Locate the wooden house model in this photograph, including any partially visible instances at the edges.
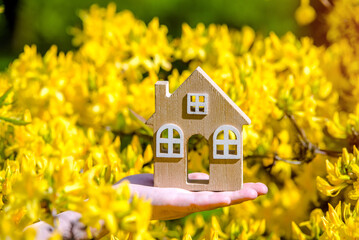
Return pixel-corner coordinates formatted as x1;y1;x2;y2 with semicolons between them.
146;67;251;191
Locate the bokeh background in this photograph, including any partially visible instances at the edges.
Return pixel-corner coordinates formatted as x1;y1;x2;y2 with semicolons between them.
0;0;327;70
3;0;359;239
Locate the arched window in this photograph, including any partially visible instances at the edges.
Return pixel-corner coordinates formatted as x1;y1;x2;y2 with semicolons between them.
156;124;184;158
213;125;241;159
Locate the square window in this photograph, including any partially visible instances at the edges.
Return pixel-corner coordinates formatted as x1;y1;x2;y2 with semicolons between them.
187;93;208;115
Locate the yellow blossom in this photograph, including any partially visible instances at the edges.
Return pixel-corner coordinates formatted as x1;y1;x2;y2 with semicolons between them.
1;1;359;239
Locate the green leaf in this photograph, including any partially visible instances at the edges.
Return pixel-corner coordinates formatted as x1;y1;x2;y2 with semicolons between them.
129;109;153;136
0;116;30;125
0;87;13;107
115;112;126;131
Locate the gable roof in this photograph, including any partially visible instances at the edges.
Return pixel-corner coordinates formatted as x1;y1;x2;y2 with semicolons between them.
146;66;251;126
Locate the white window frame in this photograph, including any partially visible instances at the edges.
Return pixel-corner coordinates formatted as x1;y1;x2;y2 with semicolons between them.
213;125;241;159
187;93;208;115
156;124;184;158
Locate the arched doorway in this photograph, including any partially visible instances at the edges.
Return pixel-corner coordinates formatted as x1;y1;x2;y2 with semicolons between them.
187;134;210;184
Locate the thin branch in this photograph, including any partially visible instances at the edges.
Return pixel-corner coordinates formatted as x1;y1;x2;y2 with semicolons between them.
285;112;309;143
315;148;341;157
245;154;301;164
245;154;302;173
245;113;342;172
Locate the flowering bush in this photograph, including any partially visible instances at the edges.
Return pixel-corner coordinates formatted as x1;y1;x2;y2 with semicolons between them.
1;0;359;239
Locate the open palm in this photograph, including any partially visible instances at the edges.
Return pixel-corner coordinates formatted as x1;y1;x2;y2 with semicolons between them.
117;173;268;220
29;173;267;239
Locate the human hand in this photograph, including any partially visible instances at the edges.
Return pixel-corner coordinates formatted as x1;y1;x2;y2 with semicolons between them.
27;173;267;239
116;173;268;220
24;211;105;240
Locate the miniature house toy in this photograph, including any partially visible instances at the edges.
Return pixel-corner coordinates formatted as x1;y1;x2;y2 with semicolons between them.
146;67;251;191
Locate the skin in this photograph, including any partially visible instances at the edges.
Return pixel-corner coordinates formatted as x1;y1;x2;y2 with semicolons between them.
27;173;268;239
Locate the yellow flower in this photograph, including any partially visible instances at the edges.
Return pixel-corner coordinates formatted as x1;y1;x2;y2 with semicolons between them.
2;1;359;239
174;23;208;62
317;148;359;200
295;0;316;25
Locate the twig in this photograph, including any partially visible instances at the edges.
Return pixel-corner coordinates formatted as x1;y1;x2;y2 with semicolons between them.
245;112;341;172
285;112;308;143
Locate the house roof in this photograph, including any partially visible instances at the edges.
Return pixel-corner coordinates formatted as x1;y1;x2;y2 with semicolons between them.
146;66;251;126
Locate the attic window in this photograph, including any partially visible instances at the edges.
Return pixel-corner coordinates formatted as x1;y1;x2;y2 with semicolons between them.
187;93;208;115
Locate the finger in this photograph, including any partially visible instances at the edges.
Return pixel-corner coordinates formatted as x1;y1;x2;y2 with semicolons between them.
243;182;268;195
228;187;258;205
188;172;209;180
183;188;258;212
189;183;267;209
